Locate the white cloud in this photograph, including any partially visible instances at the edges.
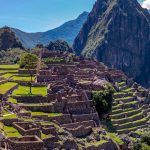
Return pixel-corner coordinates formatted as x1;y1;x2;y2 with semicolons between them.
142;0;150;9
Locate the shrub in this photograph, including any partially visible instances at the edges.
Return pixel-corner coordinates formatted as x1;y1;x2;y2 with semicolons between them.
92;84;115;118
132;142;142;150
141;133;150;146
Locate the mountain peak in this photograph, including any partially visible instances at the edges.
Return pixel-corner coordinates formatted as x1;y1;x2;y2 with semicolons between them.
0;27;23;50
73;0;150;87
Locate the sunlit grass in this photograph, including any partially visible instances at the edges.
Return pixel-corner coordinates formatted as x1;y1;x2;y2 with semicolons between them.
0;82;18;94
12;85;47;96
0;64;19;69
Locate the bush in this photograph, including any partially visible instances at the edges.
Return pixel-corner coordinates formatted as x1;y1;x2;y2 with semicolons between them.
132;142;142;150
92;84;115;118
141;133;150;146
132;133;150;150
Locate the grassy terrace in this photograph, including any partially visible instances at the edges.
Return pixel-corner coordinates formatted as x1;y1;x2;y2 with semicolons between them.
0;82;18;94
0;64;19;69
31;112;63;117
115;96;134;101
8;97;18;104
19;103;52;106
113;118;147;128
111;108;141;118
84;140;107;148
41;132;52;139
118;82;126;85
106;133;124;145
0;70;18;73
0;73;35;82
112;111;143;122
3;125;21;138
110;81;149;134
123;88;135;92
2;114;17;119
112;101;138;110
117;124;148;134
12;74;35;82
0;73;15;78
112;108;133;114
113;92;126;96
12;85;47;96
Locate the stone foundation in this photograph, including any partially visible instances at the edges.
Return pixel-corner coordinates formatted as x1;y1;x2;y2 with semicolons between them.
7;136;44;150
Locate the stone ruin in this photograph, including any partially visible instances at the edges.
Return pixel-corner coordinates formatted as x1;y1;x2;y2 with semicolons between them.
13;122;41;137
7;136;44;150
0;51;138;150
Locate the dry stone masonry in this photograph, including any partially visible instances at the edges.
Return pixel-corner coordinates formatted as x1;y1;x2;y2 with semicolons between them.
0;51;149;150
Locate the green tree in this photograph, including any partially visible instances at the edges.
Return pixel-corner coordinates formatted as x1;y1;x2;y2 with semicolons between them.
20;53;38;94
141;133;150;146
92;84;115;118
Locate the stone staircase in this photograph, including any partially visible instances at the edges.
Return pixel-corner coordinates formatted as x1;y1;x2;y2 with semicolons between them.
111;81;150;134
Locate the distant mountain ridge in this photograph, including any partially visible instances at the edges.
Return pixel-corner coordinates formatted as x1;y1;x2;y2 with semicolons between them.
11;12;89;48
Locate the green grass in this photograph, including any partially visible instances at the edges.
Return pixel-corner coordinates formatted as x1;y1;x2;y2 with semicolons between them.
133;118;147;124
40;121;59;128
0;82;18;94
107;133;124;145
0;64;19;69
31;112;63;117
112;108;128;114
112;108;133;114
0;73;15;78
117;124;147;133
115;96;133;101
3;125;21;137
12;85;47;96
112;101;137;110
123;88;134;92
113;92;126;96
12;75;35;82
111;108;141;118
0;70;18;73
2;109;11;115
112;112;143;122
2;114;17;119
8;97;18;104
41;132;54;139
141;143;150;150
85;140;107;148
19;103;52;107
118;82;126;86
0;73;35;82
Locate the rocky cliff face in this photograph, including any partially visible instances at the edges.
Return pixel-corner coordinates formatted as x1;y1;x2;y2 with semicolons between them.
73;0;150;87
0;27;23;50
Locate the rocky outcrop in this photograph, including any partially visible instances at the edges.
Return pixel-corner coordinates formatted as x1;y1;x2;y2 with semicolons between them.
73;0;150;88
0;26;23;50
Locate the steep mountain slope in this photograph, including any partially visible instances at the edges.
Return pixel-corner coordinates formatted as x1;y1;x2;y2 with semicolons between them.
0;27;23;50
12;12;89;48
73;0;150;88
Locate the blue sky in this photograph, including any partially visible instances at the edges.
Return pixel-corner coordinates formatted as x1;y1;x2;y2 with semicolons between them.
0;0;96;32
